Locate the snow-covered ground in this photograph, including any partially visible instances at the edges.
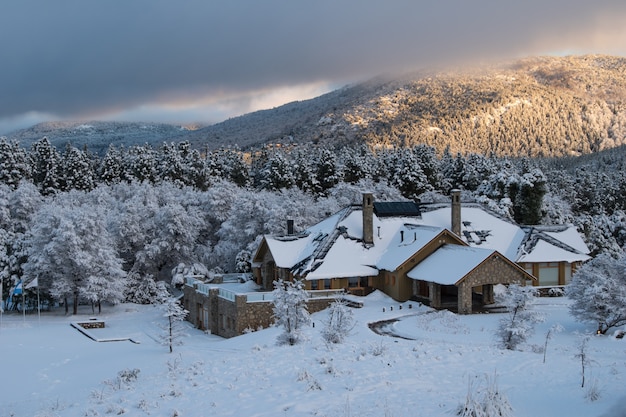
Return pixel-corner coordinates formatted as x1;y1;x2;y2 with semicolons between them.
1;292;625;417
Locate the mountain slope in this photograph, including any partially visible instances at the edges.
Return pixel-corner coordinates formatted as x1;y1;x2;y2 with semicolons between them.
7;55;626;158
188;54;626;157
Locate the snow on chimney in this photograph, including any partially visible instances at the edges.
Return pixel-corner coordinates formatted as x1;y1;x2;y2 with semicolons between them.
451;189;461;237
363;193;374;245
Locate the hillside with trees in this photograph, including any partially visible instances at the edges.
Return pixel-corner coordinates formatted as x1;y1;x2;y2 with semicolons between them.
5;55;626;158
187;54;626;157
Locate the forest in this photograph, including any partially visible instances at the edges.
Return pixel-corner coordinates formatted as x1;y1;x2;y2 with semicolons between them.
1;136;625;312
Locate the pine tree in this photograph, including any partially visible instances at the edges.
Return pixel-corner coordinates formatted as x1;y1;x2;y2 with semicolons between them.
61;145;95;192
0;138;30;188
29;137;61;195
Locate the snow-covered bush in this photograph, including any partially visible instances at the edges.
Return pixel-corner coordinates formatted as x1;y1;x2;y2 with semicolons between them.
495;284;543;350
272;279;310;345
457;374;514;417
321;298;355;344
567;252;626;334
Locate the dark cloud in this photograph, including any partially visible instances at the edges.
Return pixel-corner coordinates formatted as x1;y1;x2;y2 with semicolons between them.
1;0;626;133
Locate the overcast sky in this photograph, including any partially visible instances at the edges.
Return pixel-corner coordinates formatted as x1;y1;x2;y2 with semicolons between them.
1;1;626;135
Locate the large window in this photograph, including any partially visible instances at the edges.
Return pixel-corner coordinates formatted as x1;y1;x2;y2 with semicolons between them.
538;262;559;286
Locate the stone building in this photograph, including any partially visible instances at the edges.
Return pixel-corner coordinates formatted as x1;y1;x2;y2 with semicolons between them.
252;191;591;314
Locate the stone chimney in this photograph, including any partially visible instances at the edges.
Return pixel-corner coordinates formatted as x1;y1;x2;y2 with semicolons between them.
451;189;461;237
362;193;374;245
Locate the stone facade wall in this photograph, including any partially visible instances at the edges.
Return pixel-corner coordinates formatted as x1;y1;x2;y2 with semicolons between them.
457;255;528;314
183;284;336;338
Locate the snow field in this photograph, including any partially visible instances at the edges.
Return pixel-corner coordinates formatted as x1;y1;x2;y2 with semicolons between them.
0;293;625;417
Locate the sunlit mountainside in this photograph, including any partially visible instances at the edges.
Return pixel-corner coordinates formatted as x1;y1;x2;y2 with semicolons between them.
7;55;626;158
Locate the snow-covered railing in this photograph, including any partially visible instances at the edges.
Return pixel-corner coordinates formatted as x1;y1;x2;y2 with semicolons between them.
307;289;345;299
218;288;237;302
246;292;275;303
196;283;211;295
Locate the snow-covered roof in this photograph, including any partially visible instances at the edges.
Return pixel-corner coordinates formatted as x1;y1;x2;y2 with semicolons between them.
518;239;592;263
407;245;495;285
261;200;590;281
420;205;525;260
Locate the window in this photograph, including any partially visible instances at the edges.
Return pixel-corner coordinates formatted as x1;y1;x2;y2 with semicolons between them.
538;262;559;286
310;280;318;290
324;279;331;289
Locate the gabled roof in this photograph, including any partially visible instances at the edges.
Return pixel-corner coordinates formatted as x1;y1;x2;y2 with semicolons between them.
419;204;590;263
517;226;591;263
407;245;495;285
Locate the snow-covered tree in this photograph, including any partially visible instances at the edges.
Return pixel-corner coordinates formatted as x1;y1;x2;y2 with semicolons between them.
160;297;189;353
321;298;355;344
61;145;95;192
495;284;543;350
29;137;61;195
272;279;310;345
0;138;30;188
23;195;125;314
567;252;626;334
125;272;169;304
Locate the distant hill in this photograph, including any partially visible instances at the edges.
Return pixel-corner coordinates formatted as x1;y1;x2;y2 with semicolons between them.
6;55;626;157
5;121;193;155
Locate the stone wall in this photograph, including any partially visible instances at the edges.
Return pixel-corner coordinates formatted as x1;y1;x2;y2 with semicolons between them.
183;284;336;338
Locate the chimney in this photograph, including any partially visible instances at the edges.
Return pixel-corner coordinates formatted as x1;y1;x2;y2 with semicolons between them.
362;193;374;245
451;189;461;237
287;219;294;235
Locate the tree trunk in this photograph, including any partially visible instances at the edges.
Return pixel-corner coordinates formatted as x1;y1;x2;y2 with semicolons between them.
73;292;79;315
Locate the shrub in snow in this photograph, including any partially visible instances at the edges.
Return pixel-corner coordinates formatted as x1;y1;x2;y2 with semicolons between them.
567;252;626;335
457;374;514;417
321;298;355;344
272;279;310;345
495;284;544;350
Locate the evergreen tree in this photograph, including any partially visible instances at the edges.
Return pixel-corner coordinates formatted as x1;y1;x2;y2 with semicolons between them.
99;145;125;185
316;148;341;194
61;144;95;192
0;138;30;188
29;137;61;195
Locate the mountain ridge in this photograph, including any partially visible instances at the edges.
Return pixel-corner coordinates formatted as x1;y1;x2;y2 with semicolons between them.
5;54;626;157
